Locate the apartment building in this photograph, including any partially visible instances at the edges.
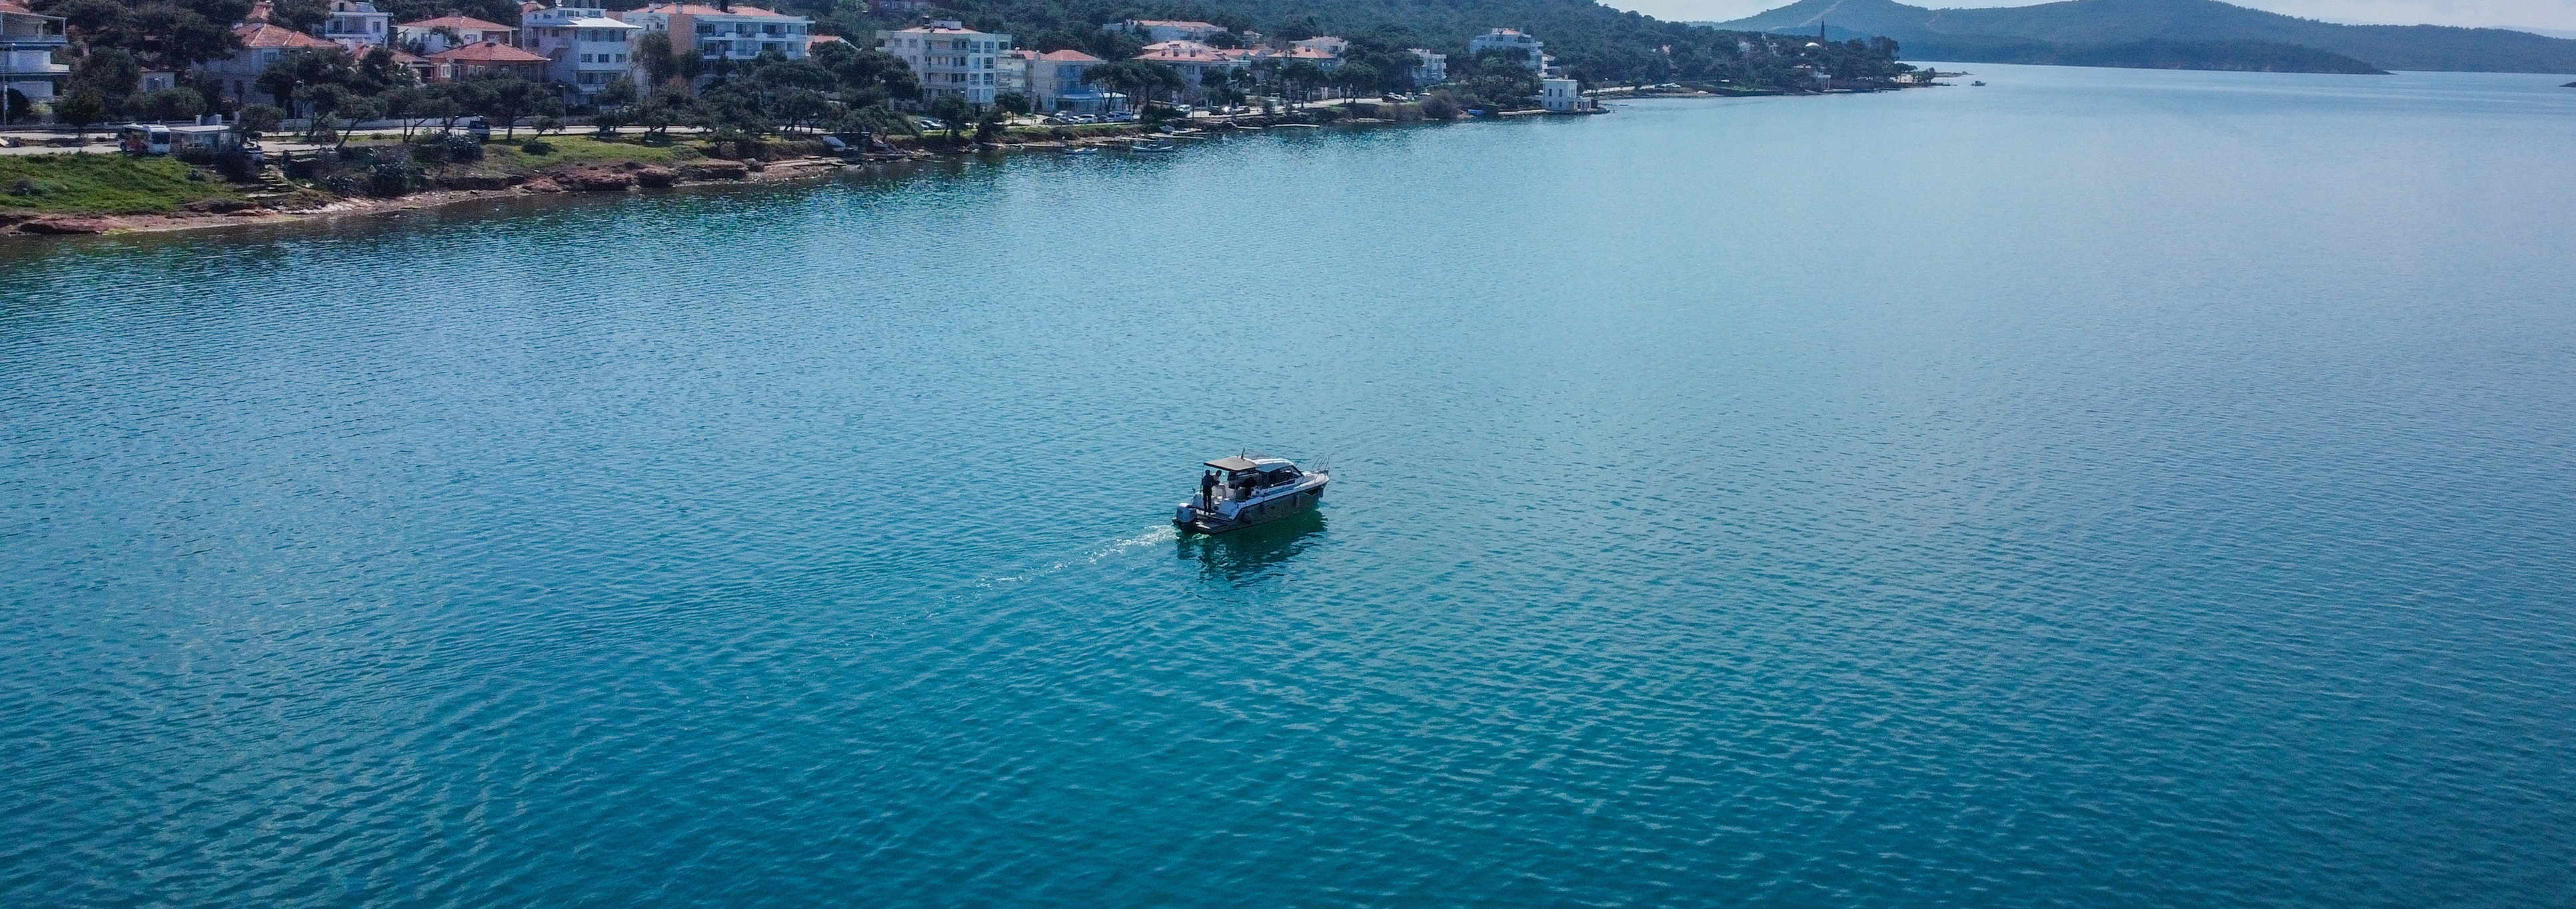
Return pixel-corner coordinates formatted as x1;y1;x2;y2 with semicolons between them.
876;20;1011;107
622;3;812;65
521;0;640;96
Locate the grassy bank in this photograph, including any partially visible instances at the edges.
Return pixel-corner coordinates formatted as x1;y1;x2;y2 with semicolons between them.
1;153;247;215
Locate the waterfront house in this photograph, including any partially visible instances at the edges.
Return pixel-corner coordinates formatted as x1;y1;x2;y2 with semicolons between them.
1406;49;1445;87
876;20;1010;107
518;0;638;98
620;3;811;68
397;13;516;55
428;39;550;81
201;2;339;106
315;0;393;52
1468;28;1550;74
1102;19;1224;43
1018;48;1122;113
1541;77;1580;112
1;1;69;119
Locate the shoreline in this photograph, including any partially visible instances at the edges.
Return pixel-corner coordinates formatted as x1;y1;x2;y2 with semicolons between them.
2;90;1917;243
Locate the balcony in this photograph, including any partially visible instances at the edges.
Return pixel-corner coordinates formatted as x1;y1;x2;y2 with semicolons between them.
1;29;70;49
3;48;67;75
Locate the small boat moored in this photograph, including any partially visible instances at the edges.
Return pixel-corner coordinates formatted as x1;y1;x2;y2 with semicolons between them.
1175;454;1328;534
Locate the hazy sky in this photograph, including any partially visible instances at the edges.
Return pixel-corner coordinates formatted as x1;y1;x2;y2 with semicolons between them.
1616;0;2576;31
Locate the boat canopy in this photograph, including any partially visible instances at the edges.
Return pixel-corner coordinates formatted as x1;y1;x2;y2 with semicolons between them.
1204;454;1296;473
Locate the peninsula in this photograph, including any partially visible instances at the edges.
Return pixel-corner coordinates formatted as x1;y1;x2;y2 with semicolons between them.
1710;0;2576;74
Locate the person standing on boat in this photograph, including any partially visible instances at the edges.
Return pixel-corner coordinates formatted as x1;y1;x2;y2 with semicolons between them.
1200;470;1218;508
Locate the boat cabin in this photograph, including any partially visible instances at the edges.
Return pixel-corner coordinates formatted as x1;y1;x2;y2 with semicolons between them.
1202;454;1302;500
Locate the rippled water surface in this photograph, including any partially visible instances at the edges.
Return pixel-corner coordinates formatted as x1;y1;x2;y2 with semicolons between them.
6;64;2576;907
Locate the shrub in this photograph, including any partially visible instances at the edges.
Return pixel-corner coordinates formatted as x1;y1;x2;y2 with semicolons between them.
212;149;257;182
367;161;423;197
9;177;45;197
520;139;554;155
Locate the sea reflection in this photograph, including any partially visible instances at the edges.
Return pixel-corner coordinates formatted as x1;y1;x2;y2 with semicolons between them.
1176;510;1326;582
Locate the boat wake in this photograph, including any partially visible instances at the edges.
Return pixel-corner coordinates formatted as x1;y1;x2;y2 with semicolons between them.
972;525;1177;588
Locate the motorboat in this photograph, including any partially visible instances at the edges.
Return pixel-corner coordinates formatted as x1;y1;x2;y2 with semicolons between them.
1175;454;1329;534
1130;141;1179;153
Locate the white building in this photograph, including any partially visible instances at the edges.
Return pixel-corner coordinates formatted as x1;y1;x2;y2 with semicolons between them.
1405;48;1445;87
521;0;639;97
1;0;69;118
1290;36;1347;57
395;13;515;55
998;48;1028;99
1134;40;1246;103
876;20;1011;107
1468;27;1548;74
621;3;811;65
1101;19;1223;43
1541;77;1580;112
315;0;392;52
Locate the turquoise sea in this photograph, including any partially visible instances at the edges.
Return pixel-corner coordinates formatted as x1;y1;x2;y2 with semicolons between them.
4;63;2575;906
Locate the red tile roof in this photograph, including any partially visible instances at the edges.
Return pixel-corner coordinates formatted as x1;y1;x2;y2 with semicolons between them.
0;1;51;16
429;39;549;62
399;14;513;31
235;21;339;49
1038;49;1100;62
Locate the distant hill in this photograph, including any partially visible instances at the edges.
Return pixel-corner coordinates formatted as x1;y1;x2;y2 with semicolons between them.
1708;0;2576;73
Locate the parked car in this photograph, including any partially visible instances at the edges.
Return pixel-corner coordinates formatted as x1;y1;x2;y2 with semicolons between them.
462;117;491;142
1105;111;1138;123
915;117;947;131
